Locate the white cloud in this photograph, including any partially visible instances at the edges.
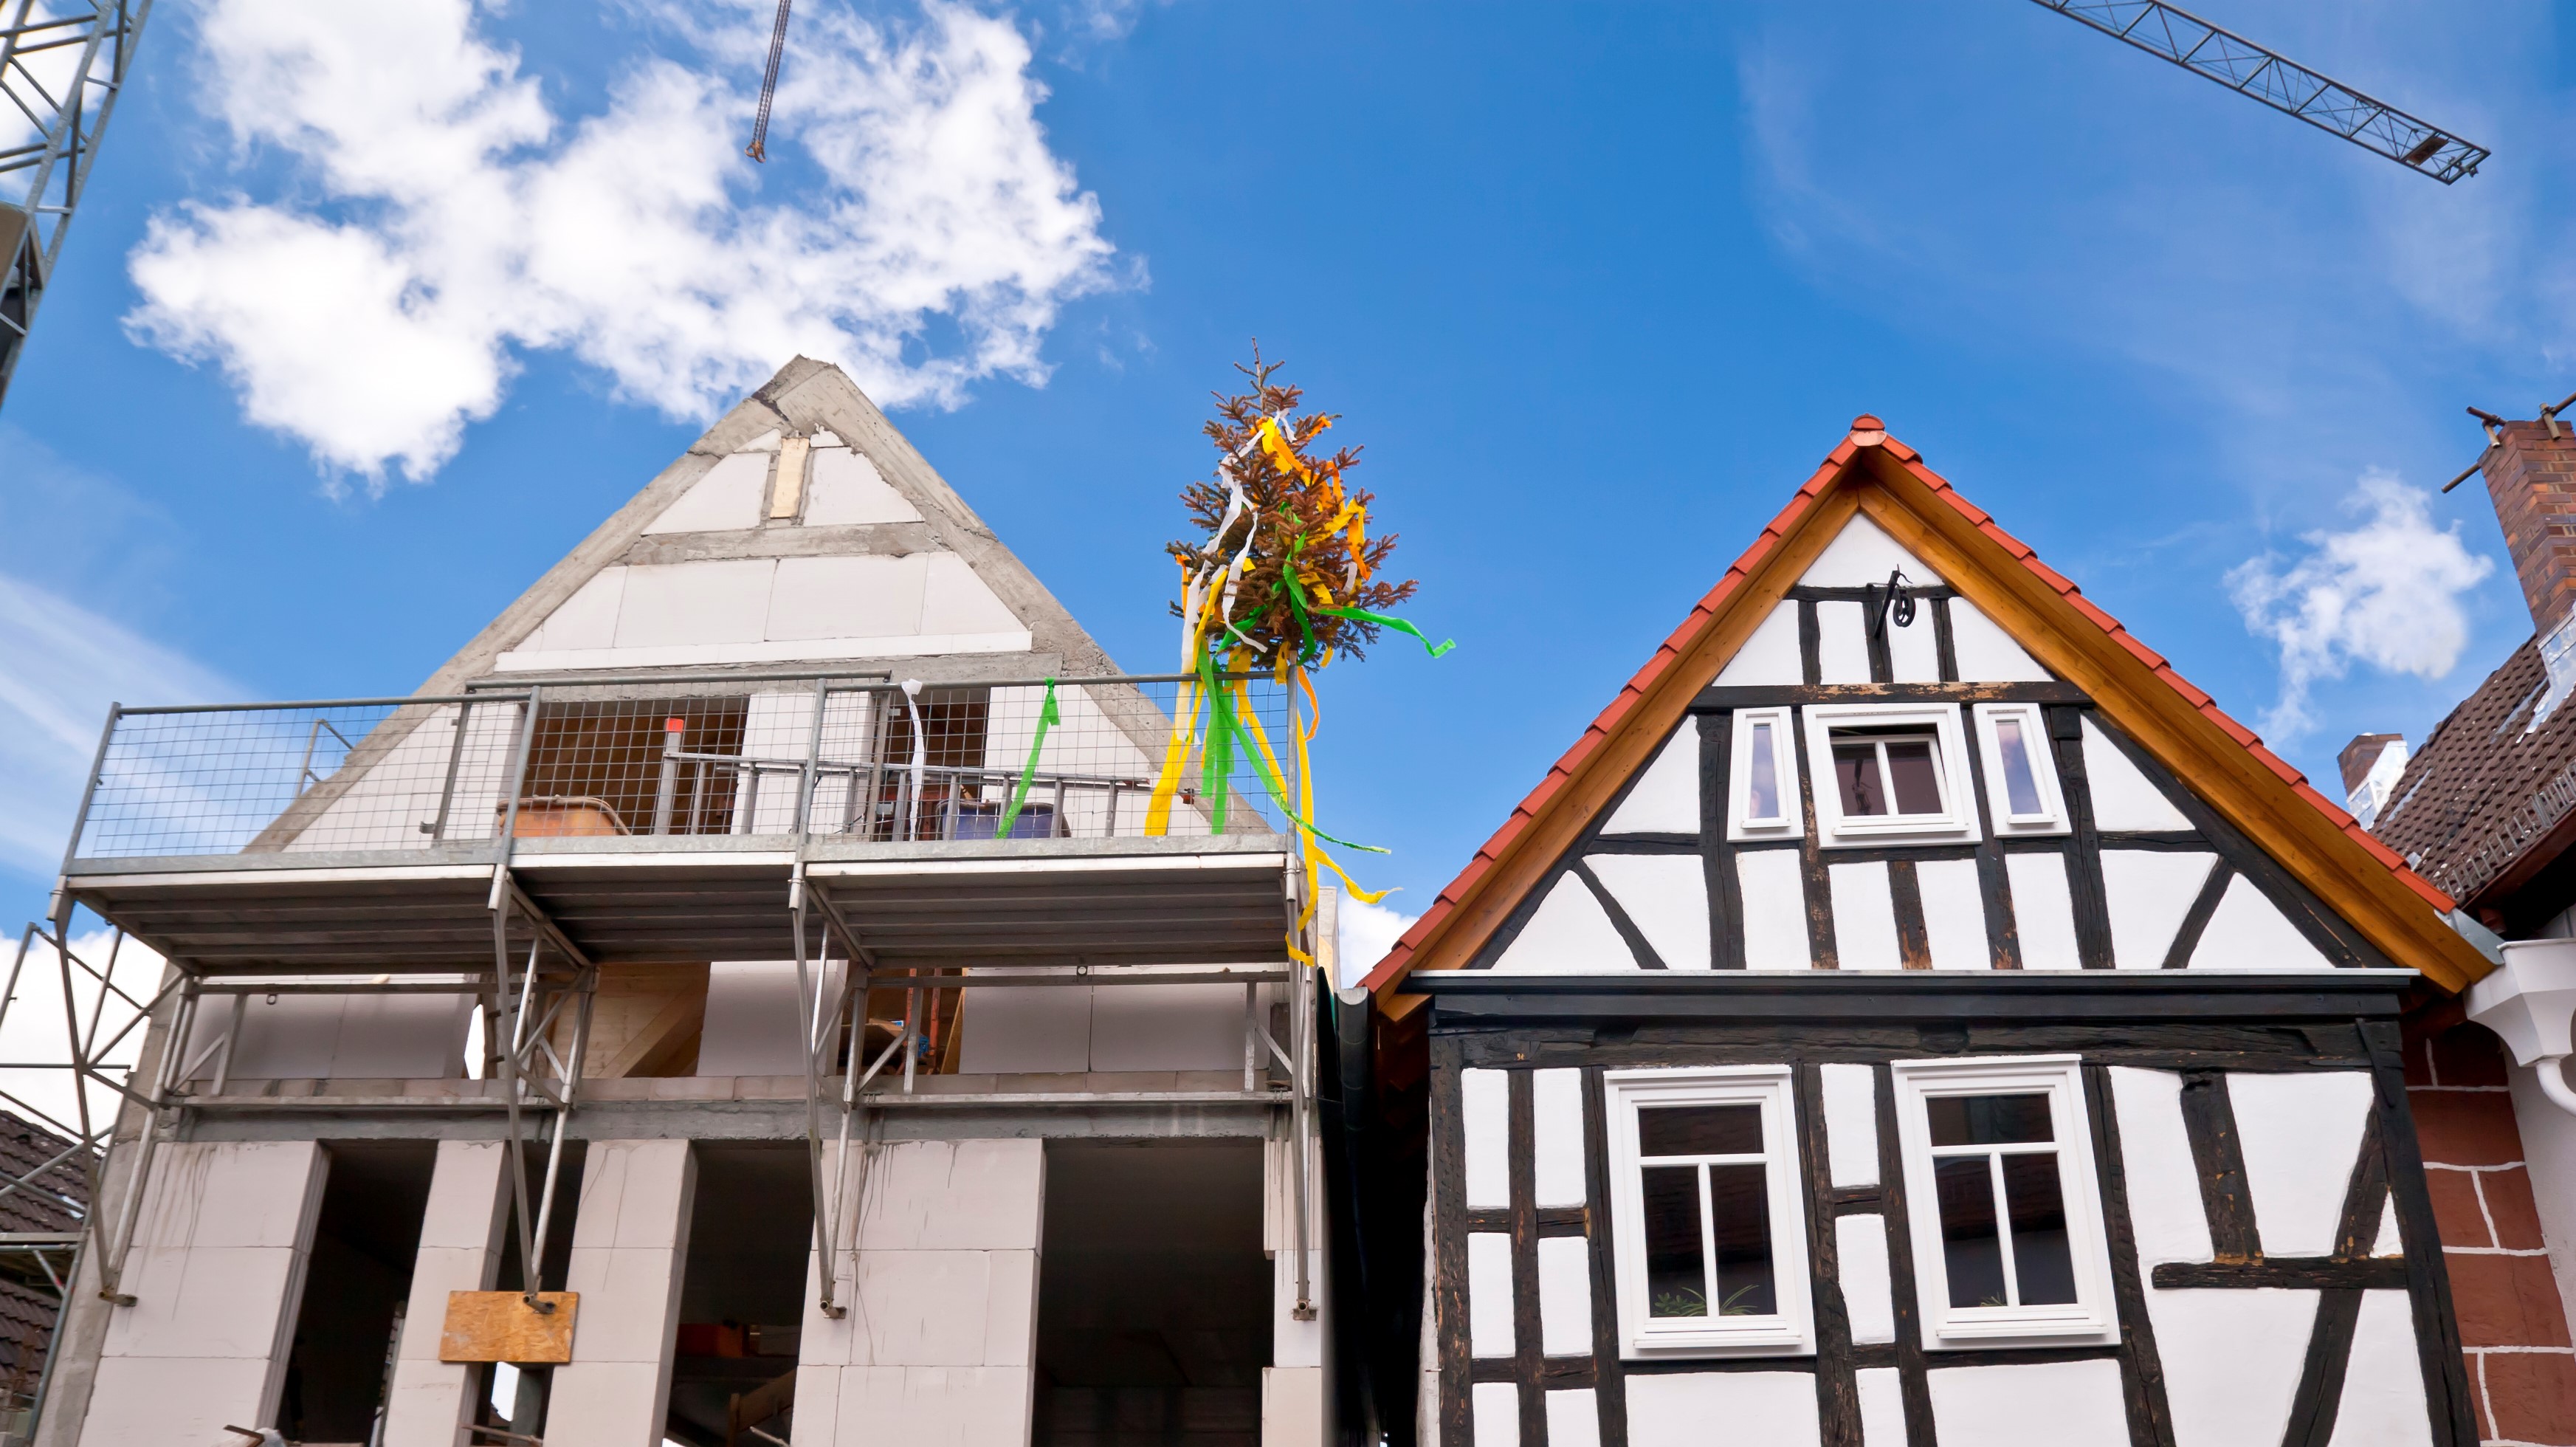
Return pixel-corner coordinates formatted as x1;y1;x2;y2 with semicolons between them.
2228;474;2494;739
0;570;239;877
127;0;1119;487
1335;896;1418;991
0;927;166;1144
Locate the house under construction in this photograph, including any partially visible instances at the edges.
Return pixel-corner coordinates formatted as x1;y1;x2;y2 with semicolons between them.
19;358;1346;1447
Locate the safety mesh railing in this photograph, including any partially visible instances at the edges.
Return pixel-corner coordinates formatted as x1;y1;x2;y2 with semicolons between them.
65;675;1298;862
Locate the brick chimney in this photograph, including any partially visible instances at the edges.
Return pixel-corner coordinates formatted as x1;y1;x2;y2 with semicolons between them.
2482;419;2576;636
2338;732;2406;828
2479;419;2576;724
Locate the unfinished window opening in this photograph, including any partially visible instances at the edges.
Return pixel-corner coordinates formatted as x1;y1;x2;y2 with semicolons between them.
278;1141;437;1446
1036;1142;1268;1447
869;687;1002;841
665;1144;813;1447
518;697;749;836
473;1142;588;1447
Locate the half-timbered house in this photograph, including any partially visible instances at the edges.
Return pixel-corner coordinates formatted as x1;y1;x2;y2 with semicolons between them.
1352;415;2507;1447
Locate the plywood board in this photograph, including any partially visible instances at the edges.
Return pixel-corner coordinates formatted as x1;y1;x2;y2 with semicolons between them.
440;1290;579;1364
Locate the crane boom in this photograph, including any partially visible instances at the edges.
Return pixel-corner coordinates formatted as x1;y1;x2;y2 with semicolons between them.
745;0;792;163
0;0;151;408
2029;1;2487;183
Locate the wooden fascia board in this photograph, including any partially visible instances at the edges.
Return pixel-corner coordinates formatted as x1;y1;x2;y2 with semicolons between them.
1849;452;2490;993
1376;482;1866;1016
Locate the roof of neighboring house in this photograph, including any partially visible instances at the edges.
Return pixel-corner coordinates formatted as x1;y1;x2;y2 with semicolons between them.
0;1113;83;1237
2370;638;2576;915
1360;416;2487;1004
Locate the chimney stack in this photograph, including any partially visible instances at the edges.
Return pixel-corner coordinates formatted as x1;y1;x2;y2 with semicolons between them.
2338;732;2407;830
2476;415;2576;725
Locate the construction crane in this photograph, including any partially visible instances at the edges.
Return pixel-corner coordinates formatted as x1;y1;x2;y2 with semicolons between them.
0;0;150;408
745;0;793;162
2028;1;2487;184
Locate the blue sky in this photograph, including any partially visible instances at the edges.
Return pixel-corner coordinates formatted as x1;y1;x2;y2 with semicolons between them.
4;0;2572;945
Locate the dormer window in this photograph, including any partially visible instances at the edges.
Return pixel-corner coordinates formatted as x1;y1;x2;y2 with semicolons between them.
1802;704;1980;847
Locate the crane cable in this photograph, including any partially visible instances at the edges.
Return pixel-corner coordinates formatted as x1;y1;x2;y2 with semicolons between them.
745;0;793;163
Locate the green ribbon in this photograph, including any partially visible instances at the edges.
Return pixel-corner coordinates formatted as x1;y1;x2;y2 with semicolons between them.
991;678;1060;839
1190;647;1389;855
1314;605;1455;658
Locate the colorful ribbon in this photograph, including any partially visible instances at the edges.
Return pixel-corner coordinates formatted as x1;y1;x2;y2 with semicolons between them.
991;678;1059;839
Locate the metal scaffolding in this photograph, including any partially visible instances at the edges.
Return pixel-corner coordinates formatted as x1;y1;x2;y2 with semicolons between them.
12;664;1318;1425
0;0;151;405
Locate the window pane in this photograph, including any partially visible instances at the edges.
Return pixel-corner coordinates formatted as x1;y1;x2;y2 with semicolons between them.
1935;1157;2007;1309
2002;1154;2077;1305
1926;1093;2053;1147
1642;1166;1707;1317
1707;1163;1775;1316
1833;743;1887;816
1994;716;2044;816
1639;1104;1763;1158
1746;723;1781;820
1884;739;1944;815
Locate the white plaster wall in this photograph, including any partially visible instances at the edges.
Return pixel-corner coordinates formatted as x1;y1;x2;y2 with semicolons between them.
2108;1068;2214;1265
2327;1290;2431;1447
496;549;1034;672
1586;854;1711;969
1464;1069;1509;1210
805;444;923;525
184;991;473;1082
1828;862;1903;970
1836;1215;1895;1345
1470;1381;1518;1447
796;1139;1044;1447
1715;604;1802;686
1537;1237;1591;1355
2100;850;2218;970
548;1139;696;1447
1816;600;1871;684
381;1141;510;1447
644;450;768;533
1599;727;1700;836
1738;850;1813;969
1800;516;1940;588
1855;1368;1903;1447
1822;1064;1878;1187
2079;718;2193;832
78;1141;329;1447
1533;1068;1586;1208
2003;850;2083;969
2146;1288;2315;1447
1467;1234;1513;1358
2188;876;2332;971
2228;1071;2375;1257
697;960;809;1076
1926;1358;2126;1447
1624;1372;1818;1447
1492;875;1635;972
1887;611;1941;683
1947;598;2050;683
1545;1388;1598;1447
1915;857;1988;970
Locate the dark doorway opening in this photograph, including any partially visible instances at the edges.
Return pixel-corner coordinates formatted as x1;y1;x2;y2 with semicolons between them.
279;1141;438;1445
1036;1141;1269;1447
664;1144;813;1446
474;1141;588;1446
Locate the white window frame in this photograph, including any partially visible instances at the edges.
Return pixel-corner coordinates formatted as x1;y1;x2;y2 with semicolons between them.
1604;1065;1814;1358
1802;703;1982;848
1890;1056;2119;1349
1971;703;2070;837
1726;707;1802;842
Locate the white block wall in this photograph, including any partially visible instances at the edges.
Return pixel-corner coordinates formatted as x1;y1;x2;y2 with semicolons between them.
381;1141;512;1447
76;1141;328;1447
794;1140;1044;1447
547;1140;696;1447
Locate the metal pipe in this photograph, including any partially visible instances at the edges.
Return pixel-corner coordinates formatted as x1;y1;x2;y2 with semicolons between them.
492;913;543;1307
651;716;684;836
425;701;475;842
56;704;121;879
1289;960;1314;1319
523;966;590;1301
1243;983;1257;1092
903;987;919;1093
